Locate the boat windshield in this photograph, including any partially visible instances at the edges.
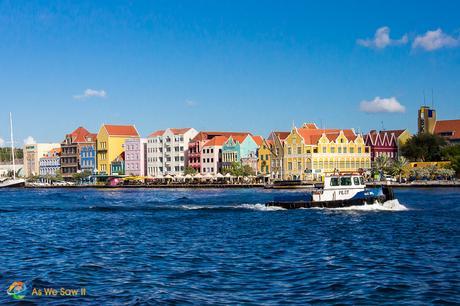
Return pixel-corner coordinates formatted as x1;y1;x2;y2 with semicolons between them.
340;177;352;186
353;177;360;185
330;176;353;186
330;177;339;186
360;177;365;185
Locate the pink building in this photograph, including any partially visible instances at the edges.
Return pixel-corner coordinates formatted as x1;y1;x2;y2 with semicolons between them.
124;138;147;176
364;130;410;161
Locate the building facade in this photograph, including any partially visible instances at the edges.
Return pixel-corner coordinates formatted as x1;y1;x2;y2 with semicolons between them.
96;124;140;175
60;127;97;179
283;123;371;181
80;145;96;173
257;139;272;176
188;131;252;173
201;136;228;175
418;106;437;134
39;148;61;176
267;131;289;180
124;138;147;176
23;143;61;177
365;129;411;161
221;135;259;170
146;128;198;177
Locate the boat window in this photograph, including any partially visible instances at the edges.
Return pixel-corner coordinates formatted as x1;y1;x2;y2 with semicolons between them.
330;178;339;186
353;177;360;185
340;177;352;186
360;177;365;185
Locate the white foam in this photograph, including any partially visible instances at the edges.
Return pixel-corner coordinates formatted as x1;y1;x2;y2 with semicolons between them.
180;204;286;211
332;199;408;211
239;203;286;211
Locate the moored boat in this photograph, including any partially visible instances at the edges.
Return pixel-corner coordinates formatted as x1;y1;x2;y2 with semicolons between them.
0;113;25;189
266;173;394;209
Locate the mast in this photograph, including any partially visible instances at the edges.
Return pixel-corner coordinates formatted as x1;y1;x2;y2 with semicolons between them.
9;112;16;180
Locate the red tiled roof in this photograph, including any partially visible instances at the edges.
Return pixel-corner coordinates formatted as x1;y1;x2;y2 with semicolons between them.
302;123;318;129
104;125;139;137
170;128;193;135
229;134;251;144
297;128;357;144
252;135;264;146
434;120;460;140
268;131;290;141
191;131;252;142
67;127;96;143
203;136;229;147
148;130;165;138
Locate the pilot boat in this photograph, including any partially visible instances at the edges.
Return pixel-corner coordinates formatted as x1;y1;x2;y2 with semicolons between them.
266;173;394;209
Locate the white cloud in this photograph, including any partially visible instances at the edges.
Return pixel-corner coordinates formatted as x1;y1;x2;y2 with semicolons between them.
23;136;36;145
412;29;459;51
357;26;408;49
185;100;197;107
0;138;4;147
73;89;107;100
360;97;406;113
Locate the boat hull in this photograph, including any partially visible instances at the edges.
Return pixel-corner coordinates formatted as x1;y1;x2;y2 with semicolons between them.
266;186;394;209
0;179;26;188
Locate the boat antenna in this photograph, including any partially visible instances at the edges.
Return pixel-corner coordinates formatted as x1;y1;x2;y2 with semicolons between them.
9;112;16;180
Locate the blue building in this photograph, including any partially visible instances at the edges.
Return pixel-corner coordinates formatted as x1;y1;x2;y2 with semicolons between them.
80;145;96;173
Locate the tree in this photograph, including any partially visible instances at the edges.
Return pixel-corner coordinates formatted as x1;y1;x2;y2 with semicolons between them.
373;155;391;176
400;133;446;162
222;162;255;177
390;156;409;182
184;166;197;175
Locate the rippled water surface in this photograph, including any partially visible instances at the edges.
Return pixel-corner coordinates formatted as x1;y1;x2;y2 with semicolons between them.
0;188;459;305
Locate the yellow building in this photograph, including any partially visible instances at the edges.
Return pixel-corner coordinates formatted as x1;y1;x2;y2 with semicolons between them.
283;123;371;181
257;139;272;176
96;124;139;175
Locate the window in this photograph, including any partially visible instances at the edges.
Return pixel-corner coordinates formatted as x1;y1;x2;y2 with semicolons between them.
288;148;292;155
322;147;326;153
340;177;352;186
331;147;335;153
358;147;362;153
338;147;342;153
353;177;360;185
343;147;347;153
297;147;301;154
350;148;354;153
288;162;292;170
330;178;339;186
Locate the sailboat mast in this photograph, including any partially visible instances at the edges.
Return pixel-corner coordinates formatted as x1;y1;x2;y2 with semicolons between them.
9;112;16;180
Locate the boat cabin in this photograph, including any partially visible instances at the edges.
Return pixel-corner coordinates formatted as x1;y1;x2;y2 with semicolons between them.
324;175;365;190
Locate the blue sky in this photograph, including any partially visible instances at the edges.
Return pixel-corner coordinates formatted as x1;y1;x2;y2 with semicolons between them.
0;0;459;146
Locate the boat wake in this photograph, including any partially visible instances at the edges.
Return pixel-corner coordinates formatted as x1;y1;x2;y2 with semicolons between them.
332;199;408;211
181;204;286;211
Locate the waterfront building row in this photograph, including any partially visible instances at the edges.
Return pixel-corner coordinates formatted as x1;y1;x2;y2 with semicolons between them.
25;123;415;181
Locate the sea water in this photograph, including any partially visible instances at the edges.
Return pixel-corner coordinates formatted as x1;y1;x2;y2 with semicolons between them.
0;188;459;304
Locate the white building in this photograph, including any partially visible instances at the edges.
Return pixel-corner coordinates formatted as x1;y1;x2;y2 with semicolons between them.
147;128;198;177
23;143;61;177
201;135;228;175
39;148;61;176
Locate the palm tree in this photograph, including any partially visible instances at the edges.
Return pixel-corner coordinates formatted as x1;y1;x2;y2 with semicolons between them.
373;155;391;179
390;156;409;182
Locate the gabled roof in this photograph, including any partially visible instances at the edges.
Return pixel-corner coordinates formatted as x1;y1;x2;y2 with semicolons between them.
296;127;358;144
191;131;252;142
148;130;165;138
66;127;96;143
302;123;318;129
104;125;139;137
434;120;460;140
227;134;251;144
252;135;264;146
365;129;407;146
268;131;290;141
170;128;193;135
203;136;229;147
